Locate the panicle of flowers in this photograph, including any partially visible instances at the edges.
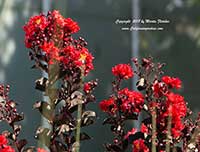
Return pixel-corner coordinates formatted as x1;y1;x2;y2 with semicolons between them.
23;10;97;152
24;10;93;76
118;88;144;114
99;97;117;114
162;76;182;89
100;57;200;152
112;64;133;79
99;62;145;152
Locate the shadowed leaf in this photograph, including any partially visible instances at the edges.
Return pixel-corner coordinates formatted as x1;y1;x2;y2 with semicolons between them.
81;110;96;127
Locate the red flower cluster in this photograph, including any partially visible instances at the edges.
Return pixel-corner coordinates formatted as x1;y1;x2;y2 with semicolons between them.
60;45;94;75
0;135;7;146
162;76;182;89
99;98;117;114
99;88;144;115
100;58;198;152
151;75;186;138
140;123;148;134
23;14;48;48
153;76;182;98
24;10;93;75
64;18;80;33
83;80;98;94
152;80;167;97
84;82;92;93
118;88;144;114
132;139;149;152
152;78;187;138
40;41;60;64
37;148;47;152
112;64;133;79
152;81;187;138
23;10;79;48
0;135;15;152
164;93;187;138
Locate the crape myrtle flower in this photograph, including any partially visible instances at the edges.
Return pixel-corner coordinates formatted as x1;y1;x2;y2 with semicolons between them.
0;135;15;152
162;76;182;89
0;145;15;152
64;18;80;33
99;97;117;114
118;88;144;114
23;10;93;75
99;88;144;115
150;92;187;138
164;92;187;138
60;46;94;75
0;135;8;146
37;148;47;152
140;123;148;134
152;80;168;97
23;14;48;48
84;82;92;94
132;139;149;152
112;64;133;79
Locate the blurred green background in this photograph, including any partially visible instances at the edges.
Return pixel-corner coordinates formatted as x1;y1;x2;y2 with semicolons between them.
0;0;200;151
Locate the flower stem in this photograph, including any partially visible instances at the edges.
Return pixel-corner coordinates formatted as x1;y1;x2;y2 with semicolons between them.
165;114;172;152
75;69;84;152
152;107;157;152
39;62;59;148
75;102;82;152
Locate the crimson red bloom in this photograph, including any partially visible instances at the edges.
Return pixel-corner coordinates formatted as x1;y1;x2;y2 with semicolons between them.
132;139;149;152
152;80;168;98
99;98;117;114
140;123;148;134
118;88;144;114
64;18;80;33
37;148;47;152
24;10;94;75
162;76;182;89
165;93;187;118
156;93;187;138
40;42;59;64
0;135;8;146
84;82;92;93
51;10;65;26
79;47;94;75
164;92;187;138
0;145;15;152
23;14;48;48
112;64;133;79
60;46;94;75
0;135;15;152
